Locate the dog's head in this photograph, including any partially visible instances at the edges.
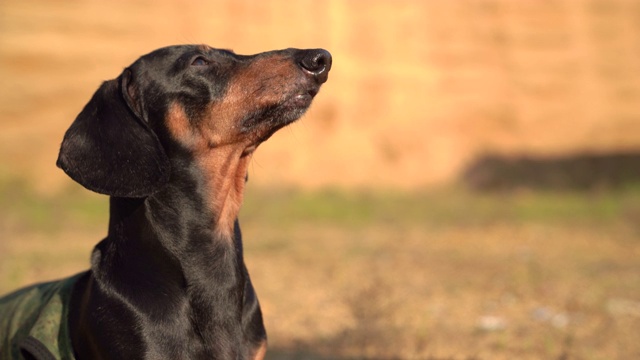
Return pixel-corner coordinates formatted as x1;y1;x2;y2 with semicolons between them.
57;45;331;197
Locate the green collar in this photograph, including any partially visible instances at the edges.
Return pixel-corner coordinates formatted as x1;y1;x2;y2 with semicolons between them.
2;274;81;360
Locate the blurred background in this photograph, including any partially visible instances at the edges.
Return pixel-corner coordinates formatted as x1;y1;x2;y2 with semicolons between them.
1;0;639;359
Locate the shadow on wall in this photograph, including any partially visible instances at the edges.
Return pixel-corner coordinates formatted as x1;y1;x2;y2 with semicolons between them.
462;151;640;191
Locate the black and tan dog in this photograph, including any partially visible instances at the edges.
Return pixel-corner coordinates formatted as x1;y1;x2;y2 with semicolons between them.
0;45;331;360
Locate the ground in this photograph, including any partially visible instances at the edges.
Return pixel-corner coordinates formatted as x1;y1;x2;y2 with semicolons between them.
2;183;639;359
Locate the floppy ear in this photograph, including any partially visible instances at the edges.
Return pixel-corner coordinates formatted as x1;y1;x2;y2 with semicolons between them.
57;70;170;198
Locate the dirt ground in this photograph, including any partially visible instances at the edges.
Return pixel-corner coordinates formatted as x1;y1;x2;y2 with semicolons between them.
1;187;639;359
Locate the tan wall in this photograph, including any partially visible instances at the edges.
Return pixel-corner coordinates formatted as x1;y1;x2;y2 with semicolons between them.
1;0;639;191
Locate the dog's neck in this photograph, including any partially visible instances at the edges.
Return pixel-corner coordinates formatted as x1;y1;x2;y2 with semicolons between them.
102;143;252;277
194;144;254;240
92;148;253;354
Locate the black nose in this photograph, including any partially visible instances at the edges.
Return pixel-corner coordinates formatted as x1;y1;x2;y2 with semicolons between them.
297;49;332;84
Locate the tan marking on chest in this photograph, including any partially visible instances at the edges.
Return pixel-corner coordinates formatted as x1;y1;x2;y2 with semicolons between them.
251;340;267;360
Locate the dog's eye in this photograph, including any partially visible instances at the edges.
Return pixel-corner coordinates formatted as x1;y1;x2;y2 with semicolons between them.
191;56;209;66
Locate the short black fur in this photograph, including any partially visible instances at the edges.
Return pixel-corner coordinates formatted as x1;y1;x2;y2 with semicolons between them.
55;45;332;359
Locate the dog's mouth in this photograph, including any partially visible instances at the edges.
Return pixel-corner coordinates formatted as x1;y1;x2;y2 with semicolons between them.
284;86;320;111
237;48;331;151
239;84;322;145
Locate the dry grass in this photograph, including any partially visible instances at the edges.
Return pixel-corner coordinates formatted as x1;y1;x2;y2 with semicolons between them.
1;185;639;359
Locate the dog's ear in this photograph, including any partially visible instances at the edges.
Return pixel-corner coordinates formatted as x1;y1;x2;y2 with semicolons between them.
57;70;170;198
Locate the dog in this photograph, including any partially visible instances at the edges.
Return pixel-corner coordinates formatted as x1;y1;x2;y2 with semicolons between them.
0;45;331;360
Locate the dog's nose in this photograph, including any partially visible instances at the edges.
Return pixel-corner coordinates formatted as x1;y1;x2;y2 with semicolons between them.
297;49;332;84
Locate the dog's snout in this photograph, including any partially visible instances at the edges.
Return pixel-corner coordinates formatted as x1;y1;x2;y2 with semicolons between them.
297;49;332;84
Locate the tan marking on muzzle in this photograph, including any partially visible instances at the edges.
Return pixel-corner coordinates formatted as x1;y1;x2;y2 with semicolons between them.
198;54;302;146
164;54;302;241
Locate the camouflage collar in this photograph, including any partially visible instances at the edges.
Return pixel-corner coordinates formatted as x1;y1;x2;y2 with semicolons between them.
19;274;78;360
0;274;81;360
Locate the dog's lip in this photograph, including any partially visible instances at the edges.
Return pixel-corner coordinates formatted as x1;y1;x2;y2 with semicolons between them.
242;144;257;156
239;85;322;144
289;87;319;107
292;93;312;105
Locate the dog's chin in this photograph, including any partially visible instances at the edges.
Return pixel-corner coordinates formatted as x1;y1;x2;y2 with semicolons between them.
241;92;317;148
287;91;315;109
276;95;313;125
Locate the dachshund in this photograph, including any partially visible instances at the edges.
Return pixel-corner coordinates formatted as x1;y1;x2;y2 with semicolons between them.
0;44;331;360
